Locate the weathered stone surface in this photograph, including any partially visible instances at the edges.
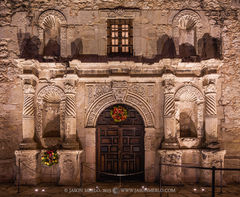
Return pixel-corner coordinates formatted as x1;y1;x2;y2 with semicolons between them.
0;0;239;185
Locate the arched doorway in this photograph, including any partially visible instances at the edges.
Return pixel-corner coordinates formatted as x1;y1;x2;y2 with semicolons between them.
96;104;145;181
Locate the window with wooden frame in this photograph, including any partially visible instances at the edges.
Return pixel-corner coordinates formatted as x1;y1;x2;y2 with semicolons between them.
107;19;133;56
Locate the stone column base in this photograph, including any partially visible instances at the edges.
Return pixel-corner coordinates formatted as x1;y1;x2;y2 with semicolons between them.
200;149;226;186
158;150;183;185
58;150;83;186
15;150;40;185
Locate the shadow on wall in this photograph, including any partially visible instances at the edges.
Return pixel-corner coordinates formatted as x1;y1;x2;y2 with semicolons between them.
198;33;222;60
17;31;41;59
157;34;176;58
179;112;197;138
179;43;199;62
71;38;83;58
43;39;60;57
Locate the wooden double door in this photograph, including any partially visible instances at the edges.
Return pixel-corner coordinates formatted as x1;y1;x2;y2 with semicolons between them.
96;105;145;181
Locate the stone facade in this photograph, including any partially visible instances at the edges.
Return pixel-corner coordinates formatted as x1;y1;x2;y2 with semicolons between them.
0;0;239;184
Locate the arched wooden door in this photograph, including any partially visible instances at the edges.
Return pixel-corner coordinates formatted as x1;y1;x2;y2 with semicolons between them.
96;104;145;181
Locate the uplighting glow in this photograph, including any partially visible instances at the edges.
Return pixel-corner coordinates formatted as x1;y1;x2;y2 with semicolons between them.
193;188;197;191
201;188;205;192
35;189;38;192
42;189;45;192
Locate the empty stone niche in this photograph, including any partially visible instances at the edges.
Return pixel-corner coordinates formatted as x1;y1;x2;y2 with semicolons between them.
36;85;66;149
175;85;204;148
172;10;202;60
38;10;67;57
42;101;61;138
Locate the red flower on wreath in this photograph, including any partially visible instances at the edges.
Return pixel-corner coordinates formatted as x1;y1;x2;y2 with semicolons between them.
41;150;58;166
110;106;127;122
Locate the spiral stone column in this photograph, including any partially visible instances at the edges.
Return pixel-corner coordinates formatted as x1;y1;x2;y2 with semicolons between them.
63;80;79;149
203;75;219;148
20;79;37;149
162;76;178;149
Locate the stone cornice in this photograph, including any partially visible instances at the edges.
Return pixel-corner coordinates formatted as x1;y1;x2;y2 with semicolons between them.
15;58;222;79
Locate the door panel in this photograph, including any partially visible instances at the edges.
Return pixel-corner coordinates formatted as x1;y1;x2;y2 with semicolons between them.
96;105;144;182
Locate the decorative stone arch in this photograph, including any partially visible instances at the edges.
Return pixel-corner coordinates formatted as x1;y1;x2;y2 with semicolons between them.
85;92;155;128
172;9;202;55
174;84;205;148
38;9;67;57
36;85;66;148
175;84;204;103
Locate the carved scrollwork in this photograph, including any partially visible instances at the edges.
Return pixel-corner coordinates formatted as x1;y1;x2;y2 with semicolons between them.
85;81;155;128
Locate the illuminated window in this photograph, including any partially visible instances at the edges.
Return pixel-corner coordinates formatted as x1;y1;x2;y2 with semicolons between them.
107;19;133;56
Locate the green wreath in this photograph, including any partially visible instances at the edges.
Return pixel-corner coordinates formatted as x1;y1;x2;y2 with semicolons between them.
110;105;128;122
41;150;58;166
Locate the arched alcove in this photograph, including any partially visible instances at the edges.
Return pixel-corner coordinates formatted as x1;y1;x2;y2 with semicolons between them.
36;85;66;149
175;84;204;148
172;9;202;60
38;9;67;57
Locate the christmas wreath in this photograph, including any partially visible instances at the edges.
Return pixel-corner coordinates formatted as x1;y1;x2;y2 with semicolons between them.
41;150;58;166
110;105;127;122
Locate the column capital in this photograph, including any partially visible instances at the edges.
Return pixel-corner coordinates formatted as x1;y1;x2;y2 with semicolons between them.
23;78;37;94
64;80;77;94
203;75;218;94
162;76;175;94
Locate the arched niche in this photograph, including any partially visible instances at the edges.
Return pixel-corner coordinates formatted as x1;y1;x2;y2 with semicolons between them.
36;85;66;149
38;9;67;57
175;84;204;148
172;9;202;58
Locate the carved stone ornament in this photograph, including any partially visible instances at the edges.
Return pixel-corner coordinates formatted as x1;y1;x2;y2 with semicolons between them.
64;81;76;94
85;81;155;128
172;9;201;36
175;84;204;103
163;78;175;94
111;81;128;102
23;84;35;94
203;78;217;93
104;7;139;18
38;9;67;28
164;94;175;116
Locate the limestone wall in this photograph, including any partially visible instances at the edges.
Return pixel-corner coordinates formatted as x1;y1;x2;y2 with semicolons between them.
0;0;240;183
